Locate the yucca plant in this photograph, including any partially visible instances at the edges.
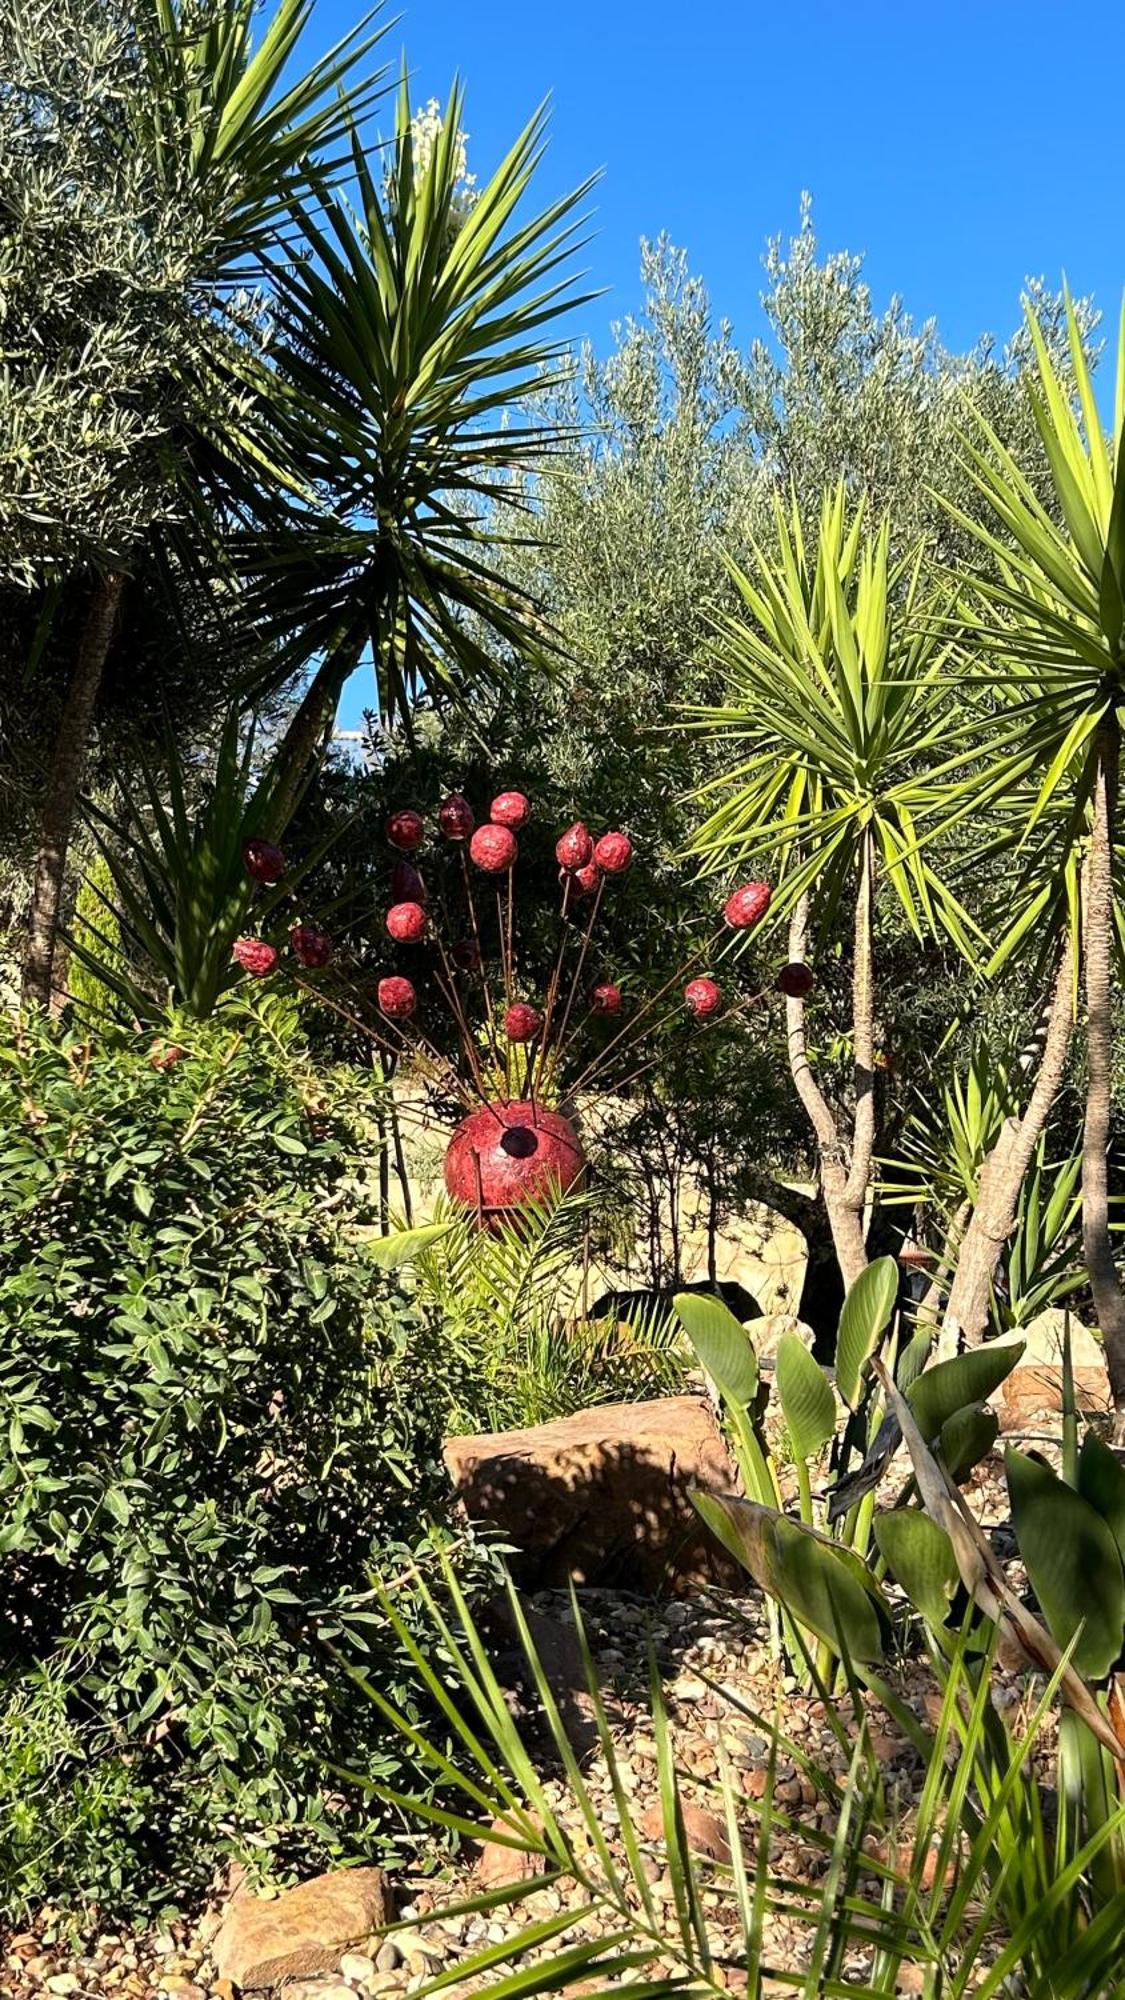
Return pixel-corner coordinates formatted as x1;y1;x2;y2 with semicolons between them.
689;486;977;1293
877;1347;1125;1960
68;704;342;1020
248;76;596;817
18;0;390;1009
943;296;1125;1416
336;1553;1125;1998
888;1039;1084;1344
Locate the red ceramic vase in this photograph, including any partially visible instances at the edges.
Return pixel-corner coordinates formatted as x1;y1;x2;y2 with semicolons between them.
444;1100;586;1217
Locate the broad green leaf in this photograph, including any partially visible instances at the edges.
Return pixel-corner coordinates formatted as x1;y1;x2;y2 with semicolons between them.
908;1340;1024;1442
939;1401;998;1484
672;1292;758;1408
363;1222;455;1270
775;1335;836;1463
691;1491;890;1662
895;1328;932;1392
874;1510;959;1631
1079;1431;1125;1565
835;1256;898;1411
1007;1446;1125;1680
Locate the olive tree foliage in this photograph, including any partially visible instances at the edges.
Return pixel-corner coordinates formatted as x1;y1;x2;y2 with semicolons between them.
457;208;1090;811
739;193;1093;557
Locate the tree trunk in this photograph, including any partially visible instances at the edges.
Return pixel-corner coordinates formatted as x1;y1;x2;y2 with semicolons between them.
1082;712;1125;1419
935;932;1075;1358
844;826;876;1211
22;572;125;1011
266;649;355;835
784;892;868;1292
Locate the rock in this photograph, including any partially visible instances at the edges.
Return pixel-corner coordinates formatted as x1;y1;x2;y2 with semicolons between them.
374;1941;401;1973
490;1602;622;1757
339;1950;376;1984
443;1396;741;1593
44;1979;81;1997
750;1314;816;1363
996;1316;1110;1426
211;1868;392;1990
639;1802;733;1865
472;1818;548;1888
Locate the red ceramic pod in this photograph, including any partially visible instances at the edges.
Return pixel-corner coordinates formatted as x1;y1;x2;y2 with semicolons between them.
684;976;722;1019
723;881;772;929
231;938;278;977
593;831;632;874
386;809;425;852
386;901;427;942
241;837;286;885
490;790;531;829
505;1002;542;1043
378;975;417;1018
469;824;518;873
555;821;594;871
289;924;333;969
438;793;475;841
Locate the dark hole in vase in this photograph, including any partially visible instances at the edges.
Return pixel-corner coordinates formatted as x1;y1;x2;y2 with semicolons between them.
500;1125;539;1160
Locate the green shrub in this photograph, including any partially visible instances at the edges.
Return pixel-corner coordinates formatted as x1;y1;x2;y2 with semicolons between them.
0;992;479;1918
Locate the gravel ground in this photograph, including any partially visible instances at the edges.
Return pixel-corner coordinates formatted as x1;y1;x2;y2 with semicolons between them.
0;1445;1066;1999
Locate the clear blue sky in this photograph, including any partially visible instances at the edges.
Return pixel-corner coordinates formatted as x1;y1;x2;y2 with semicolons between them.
321;0;1125;729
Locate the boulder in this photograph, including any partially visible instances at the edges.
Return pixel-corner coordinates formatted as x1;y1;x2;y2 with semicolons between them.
751;1313;817;1364
443;1395;741;1594
211;1868;391;1991
471;1816;548;1889
996;1314;1111;1428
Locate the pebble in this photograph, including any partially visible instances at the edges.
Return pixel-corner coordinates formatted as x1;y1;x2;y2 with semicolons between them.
339;1952;376;1984
375;1940;401;1972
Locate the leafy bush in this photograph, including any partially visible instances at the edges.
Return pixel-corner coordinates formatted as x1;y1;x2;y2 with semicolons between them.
0;994;482;1918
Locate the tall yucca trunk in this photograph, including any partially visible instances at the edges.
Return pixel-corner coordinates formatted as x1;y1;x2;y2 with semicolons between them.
22;572;125;1011
935;935;1075;1358
784;832;876;1294
265;650;355;835
1082;711;1125;1423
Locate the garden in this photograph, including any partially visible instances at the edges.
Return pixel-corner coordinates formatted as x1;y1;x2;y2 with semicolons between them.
5;1;1125;1995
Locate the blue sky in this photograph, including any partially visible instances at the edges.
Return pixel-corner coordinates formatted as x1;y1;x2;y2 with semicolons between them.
321;0;1125;729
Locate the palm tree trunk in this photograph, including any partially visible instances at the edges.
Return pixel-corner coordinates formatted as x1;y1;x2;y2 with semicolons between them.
785;893;868;1291
266;649;356;834
936;932;1075;1358
22;572;125;1011
1082;713;1125;1423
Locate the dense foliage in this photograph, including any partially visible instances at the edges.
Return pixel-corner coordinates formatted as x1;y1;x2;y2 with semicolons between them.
0;994;482;1915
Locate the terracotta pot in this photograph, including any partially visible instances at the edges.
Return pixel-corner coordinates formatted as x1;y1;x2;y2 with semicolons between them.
444;1099;586;1217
